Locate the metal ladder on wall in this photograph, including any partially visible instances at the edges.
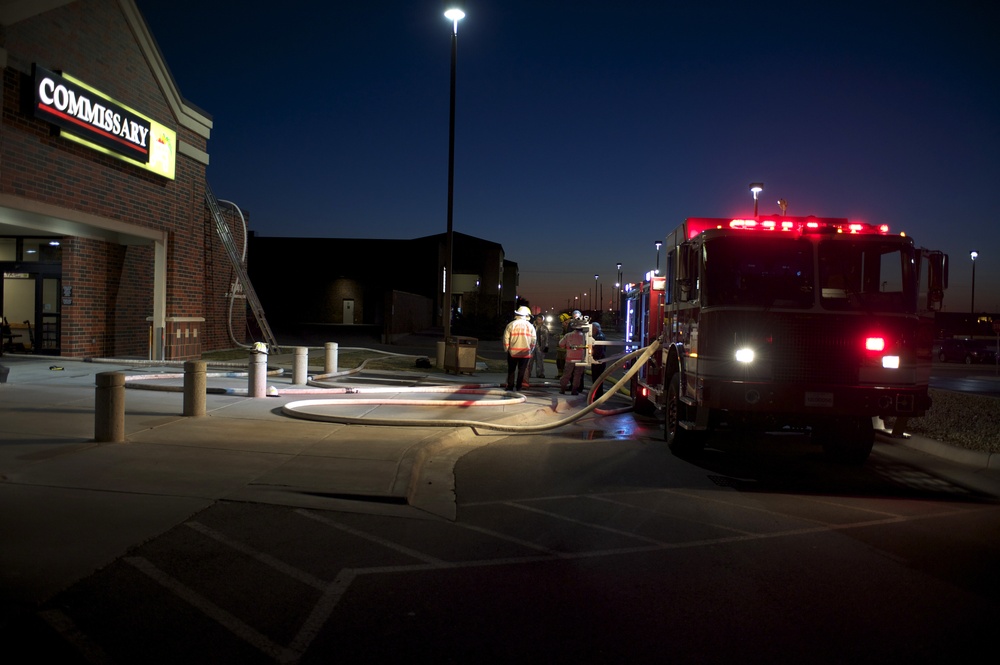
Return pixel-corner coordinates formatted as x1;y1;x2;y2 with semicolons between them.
205;183;279;352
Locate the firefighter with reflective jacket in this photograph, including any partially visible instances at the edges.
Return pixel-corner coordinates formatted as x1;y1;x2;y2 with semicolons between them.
558;319;587;395
503;305;537;390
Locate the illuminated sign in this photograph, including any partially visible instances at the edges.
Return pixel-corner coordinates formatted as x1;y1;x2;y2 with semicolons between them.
32;65;176;179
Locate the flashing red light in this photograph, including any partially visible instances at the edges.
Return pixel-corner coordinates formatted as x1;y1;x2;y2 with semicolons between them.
865;337;886;352
683;217;889;238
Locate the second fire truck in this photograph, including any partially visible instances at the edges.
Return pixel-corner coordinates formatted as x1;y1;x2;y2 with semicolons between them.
625;215;949;464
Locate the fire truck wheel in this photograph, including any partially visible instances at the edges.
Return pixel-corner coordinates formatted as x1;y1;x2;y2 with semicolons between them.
665;373;705;456
630;375;655;416
817;417;874;465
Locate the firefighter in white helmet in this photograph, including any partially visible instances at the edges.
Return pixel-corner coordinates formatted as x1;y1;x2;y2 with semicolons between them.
503;305;537;390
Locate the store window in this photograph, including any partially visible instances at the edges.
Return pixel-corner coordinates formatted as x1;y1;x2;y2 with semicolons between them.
22;239;62;263
0;238;15;260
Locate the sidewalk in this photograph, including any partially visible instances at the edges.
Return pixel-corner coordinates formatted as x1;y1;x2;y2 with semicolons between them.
0;351;570;617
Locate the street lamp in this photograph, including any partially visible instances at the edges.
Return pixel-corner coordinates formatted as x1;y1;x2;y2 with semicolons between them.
594;274;599;311
616;262;622;327
750;182;764;217
442;7;465;341
654;241;662;275
970;250;979;316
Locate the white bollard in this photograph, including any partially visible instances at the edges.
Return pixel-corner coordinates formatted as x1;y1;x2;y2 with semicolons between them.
293;346;308;385
249;348;267;398
324;342;338;374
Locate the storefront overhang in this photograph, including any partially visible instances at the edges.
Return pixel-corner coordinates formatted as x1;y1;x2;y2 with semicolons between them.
0;193;168;358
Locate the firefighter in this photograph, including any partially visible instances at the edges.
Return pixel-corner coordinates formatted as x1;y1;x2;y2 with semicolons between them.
532;314;550;379
503;305;536;390
556;310;582;373
558;319;587;395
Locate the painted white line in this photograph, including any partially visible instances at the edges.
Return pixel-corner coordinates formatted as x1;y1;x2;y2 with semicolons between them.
295;509;449;565
286;569;357;661
39;608;113;664
587;494;756;536
503;500;671;546
186;521;326;590
124;556;298;663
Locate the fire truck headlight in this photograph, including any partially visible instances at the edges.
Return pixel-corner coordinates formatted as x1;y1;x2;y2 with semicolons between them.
735;348;755;363
882;355;900;369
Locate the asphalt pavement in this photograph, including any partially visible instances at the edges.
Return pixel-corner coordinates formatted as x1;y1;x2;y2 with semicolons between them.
1;333;998;627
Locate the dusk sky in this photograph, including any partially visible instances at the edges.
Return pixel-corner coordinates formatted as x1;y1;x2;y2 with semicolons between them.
136;0;999;314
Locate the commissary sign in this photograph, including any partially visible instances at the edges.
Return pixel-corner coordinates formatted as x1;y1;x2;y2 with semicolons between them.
32;64;176;179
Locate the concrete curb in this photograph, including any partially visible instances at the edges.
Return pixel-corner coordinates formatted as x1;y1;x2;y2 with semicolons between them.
883;432;1000;471
405;396;580;520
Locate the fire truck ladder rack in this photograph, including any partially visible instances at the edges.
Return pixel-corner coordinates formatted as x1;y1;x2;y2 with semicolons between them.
205;184;279;352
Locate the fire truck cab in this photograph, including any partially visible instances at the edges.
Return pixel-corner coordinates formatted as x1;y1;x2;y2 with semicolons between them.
626;216;949;464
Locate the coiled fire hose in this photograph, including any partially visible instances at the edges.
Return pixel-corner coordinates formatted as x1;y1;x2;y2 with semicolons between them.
280;340;660;432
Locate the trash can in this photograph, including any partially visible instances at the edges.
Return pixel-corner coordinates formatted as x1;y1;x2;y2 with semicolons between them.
444;336;478;374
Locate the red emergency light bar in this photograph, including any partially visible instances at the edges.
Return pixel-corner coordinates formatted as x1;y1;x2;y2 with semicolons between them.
684;217;890;239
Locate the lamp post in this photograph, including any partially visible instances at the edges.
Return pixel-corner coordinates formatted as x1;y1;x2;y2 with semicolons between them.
594;274;599;311
442;7;464;341
750;182;764;217
616;262;622;328
970;250;979;319
654;241;662;275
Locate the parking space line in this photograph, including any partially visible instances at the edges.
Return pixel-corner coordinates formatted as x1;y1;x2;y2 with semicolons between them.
186;521;327;590
124;556;299;663
295;509;449;566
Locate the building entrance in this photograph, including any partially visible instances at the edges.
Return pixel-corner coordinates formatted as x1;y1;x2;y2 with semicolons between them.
1;264;62;355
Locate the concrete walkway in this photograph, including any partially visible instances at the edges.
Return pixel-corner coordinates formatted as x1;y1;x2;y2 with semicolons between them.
0;350;573;617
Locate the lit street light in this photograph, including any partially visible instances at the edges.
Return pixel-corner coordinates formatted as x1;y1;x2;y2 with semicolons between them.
616;262;622;328
750;182;764;217
970;250;979;317
442;7;464;341
654;241;662;275
594;274;599;311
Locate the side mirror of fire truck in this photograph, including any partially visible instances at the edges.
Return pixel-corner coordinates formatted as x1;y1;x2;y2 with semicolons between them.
924;250;948;312
675;243;698;302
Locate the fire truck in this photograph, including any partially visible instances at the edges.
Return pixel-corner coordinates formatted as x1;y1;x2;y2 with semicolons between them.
625;216;949;464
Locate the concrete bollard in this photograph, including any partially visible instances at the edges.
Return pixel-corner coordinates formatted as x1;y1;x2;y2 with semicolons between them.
95;371;125;443
436;340;446;369
293;346;308;385
249;349;267;398
183;360;207;416
324;342;338;374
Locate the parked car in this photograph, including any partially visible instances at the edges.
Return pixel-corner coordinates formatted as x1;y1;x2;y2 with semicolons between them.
933;338;999;364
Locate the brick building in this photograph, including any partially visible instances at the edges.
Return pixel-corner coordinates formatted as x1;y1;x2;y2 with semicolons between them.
0;0;241;360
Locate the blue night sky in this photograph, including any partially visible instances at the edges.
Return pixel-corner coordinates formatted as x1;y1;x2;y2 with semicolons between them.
136;0;999;314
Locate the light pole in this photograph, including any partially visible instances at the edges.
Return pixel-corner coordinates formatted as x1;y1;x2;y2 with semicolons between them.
616;262;622;327
654;241;662;275
442;7;464;341
750;182;763;217
594;274;599;311
971;250;979;319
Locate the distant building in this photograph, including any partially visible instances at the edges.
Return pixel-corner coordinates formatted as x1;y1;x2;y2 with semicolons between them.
248;232;518;342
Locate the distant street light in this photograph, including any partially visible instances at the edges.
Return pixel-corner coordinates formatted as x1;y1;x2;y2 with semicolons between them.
750;182;764;217
594;274;599;311
654;241;662;275
616;262;622;328
442;7;465;341
970;250;979;316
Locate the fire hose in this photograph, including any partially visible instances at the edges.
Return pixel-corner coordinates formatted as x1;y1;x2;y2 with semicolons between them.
280;340;660;432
